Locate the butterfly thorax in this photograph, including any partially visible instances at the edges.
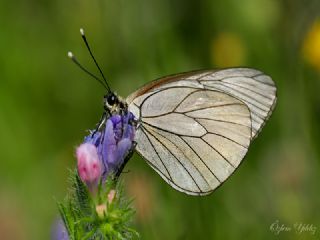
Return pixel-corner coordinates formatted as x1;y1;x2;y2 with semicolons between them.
102;92;138;131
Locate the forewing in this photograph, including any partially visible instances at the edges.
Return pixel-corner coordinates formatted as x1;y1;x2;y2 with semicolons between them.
127;68;277;139
128;87;252;195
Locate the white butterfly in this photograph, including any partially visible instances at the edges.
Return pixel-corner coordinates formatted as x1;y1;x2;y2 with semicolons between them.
70;29;277;196
126;68;277;195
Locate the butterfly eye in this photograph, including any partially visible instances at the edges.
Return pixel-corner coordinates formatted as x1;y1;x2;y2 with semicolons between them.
106;93;117;106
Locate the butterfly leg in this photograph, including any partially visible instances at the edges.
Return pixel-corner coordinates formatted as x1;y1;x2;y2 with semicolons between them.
91;111;108;137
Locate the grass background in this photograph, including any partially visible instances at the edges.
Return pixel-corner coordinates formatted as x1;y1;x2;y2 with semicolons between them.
0;0;320;239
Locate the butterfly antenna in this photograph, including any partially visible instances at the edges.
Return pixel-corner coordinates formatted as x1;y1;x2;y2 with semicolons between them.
80;28;111;92
67;51;108;90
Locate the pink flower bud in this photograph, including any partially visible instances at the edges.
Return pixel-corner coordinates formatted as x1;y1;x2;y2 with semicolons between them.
76;143;102;187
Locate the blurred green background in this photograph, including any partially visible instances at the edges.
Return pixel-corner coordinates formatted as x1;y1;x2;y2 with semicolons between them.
1;0;320;239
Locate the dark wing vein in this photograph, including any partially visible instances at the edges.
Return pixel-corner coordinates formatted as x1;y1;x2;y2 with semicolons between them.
192;117;248;149
201;82;270;112
201;137;236;168
252;73;275;86
219;80;274;101
141;103;246;119
194;117;249;128
213;81;273;105
179;136;222;183
142;121;207;138
140;127;173;181
206;131;247;148
143;126;203;192
147;126;214;187
182;103;245;114
172;89;202;112
138;86;199;118
196;71;214;81
197;72;263;82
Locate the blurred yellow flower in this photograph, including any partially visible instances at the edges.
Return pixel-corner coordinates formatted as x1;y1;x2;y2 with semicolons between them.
211;32;247;68
302;20;320;70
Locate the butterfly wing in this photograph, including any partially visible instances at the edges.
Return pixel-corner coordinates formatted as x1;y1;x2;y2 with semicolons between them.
126;68;277;195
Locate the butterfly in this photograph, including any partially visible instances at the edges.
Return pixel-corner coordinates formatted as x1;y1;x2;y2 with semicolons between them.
69;29;277;196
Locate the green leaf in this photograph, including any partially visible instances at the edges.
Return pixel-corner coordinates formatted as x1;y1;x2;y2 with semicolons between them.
57;201;74;240
74;172;92;216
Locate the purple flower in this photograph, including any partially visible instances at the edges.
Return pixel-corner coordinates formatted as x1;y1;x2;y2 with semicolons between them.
51;219;69;240
83;112;136;180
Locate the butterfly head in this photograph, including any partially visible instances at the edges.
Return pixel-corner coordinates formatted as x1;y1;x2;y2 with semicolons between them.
104;92;127;114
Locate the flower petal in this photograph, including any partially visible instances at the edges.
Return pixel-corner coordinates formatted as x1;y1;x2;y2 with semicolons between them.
102;119;117;168
115;138;132;166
